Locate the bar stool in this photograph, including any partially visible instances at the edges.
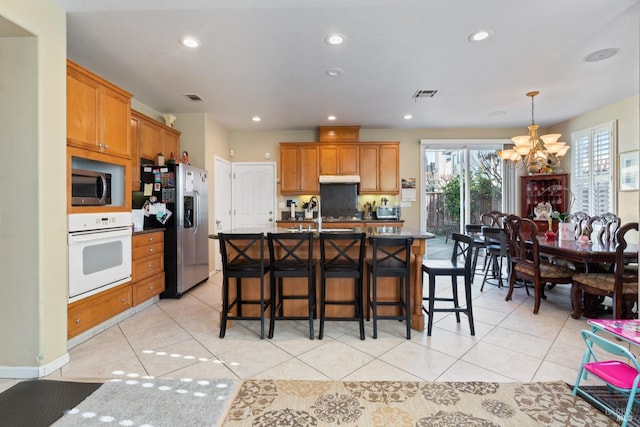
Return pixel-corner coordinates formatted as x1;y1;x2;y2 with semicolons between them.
366;237;413;339
480;226;509;291
267;232;316;339
318;232;367;340
422;233;476;336
218;233;272;339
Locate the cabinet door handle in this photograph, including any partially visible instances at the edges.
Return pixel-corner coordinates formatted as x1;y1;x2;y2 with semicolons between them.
121;298;127;303
147;263;153;269
75;318;81;324
149;286;154;290
148;248;154;252
148;237;154;242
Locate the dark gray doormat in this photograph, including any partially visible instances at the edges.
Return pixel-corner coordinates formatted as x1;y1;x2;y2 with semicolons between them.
0;380;101;427
577;385;640;427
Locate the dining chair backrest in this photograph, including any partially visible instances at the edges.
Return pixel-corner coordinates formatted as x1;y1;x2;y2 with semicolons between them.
480;211;505;227
586;212;621;245
613;222;639;284
504;215;539;269
566;211;591;238
464;224;483;237
481;226;508;255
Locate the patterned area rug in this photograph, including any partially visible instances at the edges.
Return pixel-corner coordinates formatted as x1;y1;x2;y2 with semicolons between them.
221;380;618;426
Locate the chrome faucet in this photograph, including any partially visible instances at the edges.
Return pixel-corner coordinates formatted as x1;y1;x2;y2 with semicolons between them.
309;195;321;232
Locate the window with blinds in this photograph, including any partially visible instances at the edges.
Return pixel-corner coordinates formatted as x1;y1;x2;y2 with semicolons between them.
571;121;616;215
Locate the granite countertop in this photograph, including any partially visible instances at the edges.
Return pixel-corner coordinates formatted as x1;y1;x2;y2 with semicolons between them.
210;225;434;240
133;227;165;235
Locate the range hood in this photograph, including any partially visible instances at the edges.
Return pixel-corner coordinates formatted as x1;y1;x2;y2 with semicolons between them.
319;175;360;184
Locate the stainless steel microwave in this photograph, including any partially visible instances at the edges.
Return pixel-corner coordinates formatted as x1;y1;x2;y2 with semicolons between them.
71;168;112;206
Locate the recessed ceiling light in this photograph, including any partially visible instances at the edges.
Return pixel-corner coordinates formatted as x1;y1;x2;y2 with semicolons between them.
403;114;413;120
325;33;345;45
325;68;343;77
584;48;620;62
252;116;261;122
181;36;200;48
327;115;336;121
468;29;493;42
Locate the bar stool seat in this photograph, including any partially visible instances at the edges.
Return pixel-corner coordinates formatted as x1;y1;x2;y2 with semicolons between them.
319;232;367;340
267;232;316;339
218;233;272;339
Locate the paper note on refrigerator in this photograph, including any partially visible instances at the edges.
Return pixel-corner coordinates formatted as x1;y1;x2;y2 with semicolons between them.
143;183;153;196
185;170;194;192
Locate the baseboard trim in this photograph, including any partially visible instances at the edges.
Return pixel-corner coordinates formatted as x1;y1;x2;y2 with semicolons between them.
67;297;158;349
0;352;70;379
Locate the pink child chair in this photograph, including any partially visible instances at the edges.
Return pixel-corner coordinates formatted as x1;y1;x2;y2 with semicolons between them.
573;329;640;426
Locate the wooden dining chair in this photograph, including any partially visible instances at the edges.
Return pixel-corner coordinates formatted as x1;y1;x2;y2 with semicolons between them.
570;222;639;320
503;215;574;314
480;211;505;227
586;213;621;246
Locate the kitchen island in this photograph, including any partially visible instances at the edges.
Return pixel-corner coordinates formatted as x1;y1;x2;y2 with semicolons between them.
210;226;435;333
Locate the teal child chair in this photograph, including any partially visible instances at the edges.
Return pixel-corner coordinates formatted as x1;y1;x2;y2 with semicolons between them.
573;329;640;426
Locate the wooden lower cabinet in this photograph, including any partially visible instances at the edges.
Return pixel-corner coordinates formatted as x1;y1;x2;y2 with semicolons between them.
133;273;165;305
132;231;165;297
67;231;165;340
67;284;132;339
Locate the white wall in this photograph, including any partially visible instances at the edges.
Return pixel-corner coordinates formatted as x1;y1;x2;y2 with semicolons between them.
549;95;639;225
0;0;67;375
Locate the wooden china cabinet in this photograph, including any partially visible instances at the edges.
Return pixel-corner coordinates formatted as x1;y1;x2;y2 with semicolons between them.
520;173;568;232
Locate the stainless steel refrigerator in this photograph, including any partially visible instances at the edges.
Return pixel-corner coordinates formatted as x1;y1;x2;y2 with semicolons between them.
140;163;209;297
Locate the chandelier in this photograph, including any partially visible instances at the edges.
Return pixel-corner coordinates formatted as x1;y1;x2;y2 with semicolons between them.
498;91;570;174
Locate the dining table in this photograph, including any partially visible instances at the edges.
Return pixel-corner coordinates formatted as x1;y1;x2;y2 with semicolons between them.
536;236;638;272
537;235;638;318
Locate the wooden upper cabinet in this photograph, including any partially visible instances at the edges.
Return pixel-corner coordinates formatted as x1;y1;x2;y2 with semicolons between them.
359;145;379;193
131;110;181;193
359;143;400;194
130;115;140;190
138;118;162;160
280;144;319;194
318;126;360;142
162;128;180;161
319;144;359;175
378;144;400;193
67;60;132;159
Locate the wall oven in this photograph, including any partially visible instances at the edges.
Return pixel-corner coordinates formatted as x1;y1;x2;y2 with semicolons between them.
68;212;132;303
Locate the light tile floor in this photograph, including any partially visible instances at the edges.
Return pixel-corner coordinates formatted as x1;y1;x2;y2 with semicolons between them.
0;261;616;394
57;269;614;384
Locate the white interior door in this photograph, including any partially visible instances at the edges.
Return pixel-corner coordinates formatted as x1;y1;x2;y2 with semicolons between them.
232;162;276;228
214;156;232;271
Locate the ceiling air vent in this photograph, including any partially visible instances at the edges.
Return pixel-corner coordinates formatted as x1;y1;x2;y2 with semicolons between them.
184;93;205;102
412;89;438;99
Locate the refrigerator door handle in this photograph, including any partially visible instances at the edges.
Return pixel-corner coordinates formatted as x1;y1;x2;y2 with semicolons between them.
193;189;200;232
